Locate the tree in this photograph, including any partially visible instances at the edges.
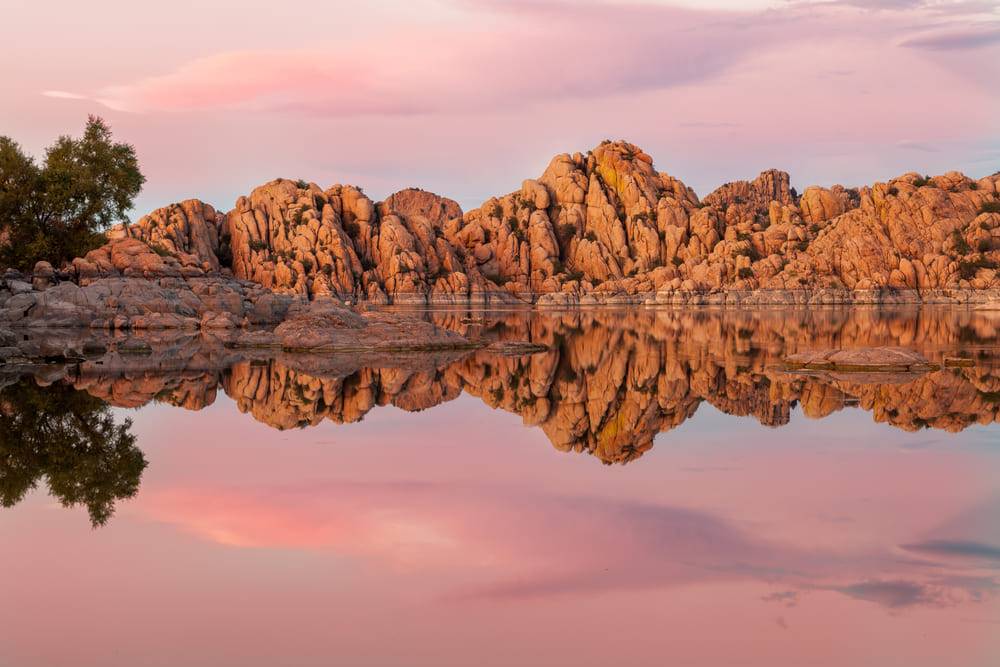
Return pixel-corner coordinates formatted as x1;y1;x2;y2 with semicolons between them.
0;377;147;526
0;116;145;270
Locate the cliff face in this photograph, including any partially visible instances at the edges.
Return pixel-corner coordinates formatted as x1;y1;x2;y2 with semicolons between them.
109;141;1000;303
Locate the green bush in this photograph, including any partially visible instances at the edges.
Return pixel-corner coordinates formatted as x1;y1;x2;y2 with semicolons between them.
738;267;754;279
913;175;933;187
0;117;145;270
978;201;1000;215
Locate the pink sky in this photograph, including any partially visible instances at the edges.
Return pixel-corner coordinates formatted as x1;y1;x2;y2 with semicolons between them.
2;0;999;216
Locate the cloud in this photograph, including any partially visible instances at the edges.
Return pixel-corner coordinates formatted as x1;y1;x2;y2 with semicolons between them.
902;539;1000;563
896;139;940;152
835;579;953;608
41;90;87;100
900;26;1000;50
761;590;800;606
82;1;807;116
826;0;926;8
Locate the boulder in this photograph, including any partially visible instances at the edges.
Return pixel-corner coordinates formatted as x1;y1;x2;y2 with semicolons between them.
784;347;935;372
273;302;475;352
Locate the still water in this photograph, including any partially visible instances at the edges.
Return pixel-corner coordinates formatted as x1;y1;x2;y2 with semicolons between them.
1;306;998;666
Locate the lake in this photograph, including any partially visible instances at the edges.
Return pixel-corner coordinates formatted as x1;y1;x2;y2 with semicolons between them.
1;306;998;666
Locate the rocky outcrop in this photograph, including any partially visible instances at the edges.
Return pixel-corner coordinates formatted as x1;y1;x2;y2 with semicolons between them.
268;301;474;352
111;199;227;272
96;140;999;305
1;238;300;331
784;347;934;372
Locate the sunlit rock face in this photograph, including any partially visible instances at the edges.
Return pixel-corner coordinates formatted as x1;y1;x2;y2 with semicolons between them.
9;307;998;465
106;141;1000;303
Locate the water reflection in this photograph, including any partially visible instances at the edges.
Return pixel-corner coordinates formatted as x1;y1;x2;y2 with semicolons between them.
0;377;145;525
2;306;998;519
1;306;998;666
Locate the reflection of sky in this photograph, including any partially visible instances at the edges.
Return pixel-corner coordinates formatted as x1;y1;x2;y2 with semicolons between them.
1;394;998;666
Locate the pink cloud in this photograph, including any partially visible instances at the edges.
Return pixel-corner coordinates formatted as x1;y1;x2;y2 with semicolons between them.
90;2;801;116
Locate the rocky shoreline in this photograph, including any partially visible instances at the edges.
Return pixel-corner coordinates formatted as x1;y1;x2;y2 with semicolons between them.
2;138;999;362
3;244;999;365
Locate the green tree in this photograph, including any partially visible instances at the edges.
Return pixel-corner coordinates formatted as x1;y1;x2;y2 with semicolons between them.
0;116;145;270
0;377;147;526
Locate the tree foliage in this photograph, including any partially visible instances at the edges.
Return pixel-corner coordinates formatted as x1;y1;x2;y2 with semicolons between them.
0;116;145;270
0;377;147;526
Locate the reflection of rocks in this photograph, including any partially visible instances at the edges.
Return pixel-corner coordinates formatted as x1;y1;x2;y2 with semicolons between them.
4;307;999;462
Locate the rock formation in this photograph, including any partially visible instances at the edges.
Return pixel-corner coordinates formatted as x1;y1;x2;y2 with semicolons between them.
93;140;1000;305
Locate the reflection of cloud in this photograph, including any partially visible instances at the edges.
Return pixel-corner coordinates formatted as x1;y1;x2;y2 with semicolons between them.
144;480;998;613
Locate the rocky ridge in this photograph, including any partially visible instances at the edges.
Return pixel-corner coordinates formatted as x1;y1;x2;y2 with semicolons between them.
100;140;1000;305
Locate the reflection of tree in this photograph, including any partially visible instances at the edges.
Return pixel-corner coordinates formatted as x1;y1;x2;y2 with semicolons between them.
0;378;146;526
